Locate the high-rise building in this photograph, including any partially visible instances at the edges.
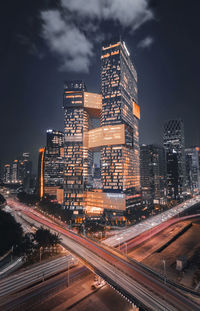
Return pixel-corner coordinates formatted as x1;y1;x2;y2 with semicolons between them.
140;144;166;205
43;130;65;198
185;147;200;194
100;38;140;214
11;160;21;184
3;164;11;184
38;148;45;199
163;119;186;199
19;153;32;192
63;39;141;221
63;80;102;215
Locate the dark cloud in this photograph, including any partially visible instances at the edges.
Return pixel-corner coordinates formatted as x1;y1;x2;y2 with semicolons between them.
40;0;153;72
137;36;154;48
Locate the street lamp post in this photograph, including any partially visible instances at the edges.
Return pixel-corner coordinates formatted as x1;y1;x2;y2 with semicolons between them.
124;242;127;257
162;259;166;284
67;259;70;287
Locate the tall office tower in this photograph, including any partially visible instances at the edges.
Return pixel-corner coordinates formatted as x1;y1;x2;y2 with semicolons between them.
163;119;186;199
38;148;45;199
185;147;200;194
63;39;140;221
63;81;102;215
11;160;21;184
140;144;166;206
101;38;140;213
4;164;11;183
43;130;65;198
19;152;32;192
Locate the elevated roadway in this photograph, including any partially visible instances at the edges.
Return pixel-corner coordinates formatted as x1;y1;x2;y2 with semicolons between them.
119;214;200;252
7;200;200;311
104;196;200;248
0;255;76;298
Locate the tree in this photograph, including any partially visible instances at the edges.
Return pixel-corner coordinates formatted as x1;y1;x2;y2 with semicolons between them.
35;228;61;248
0;210;23;256
0;194;6;206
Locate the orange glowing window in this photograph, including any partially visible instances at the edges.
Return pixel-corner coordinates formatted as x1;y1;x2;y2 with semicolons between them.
133;102;140;120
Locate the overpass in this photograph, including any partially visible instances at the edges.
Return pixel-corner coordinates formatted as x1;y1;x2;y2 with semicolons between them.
8;201;200;311
119;213;200;252
104;196;200;248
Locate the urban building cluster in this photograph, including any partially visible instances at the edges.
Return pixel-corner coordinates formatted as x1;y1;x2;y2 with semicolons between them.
38;38;141;223
3;153;32;192
3;38;200;224
140;119;200;211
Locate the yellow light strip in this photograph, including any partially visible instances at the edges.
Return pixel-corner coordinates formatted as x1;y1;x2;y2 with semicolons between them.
102;42;120;50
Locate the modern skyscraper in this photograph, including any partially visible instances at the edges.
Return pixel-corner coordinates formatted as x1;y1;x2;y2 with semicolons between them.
63;80;102;216
63;39;141;221
163;119;186;199
11;160;21;184
38;130;65;199
140;144;166;205
100;38;141;214
3;164;11;184
19;152;32;192
44;130;65;198
38;147;45;199
185;147;200;194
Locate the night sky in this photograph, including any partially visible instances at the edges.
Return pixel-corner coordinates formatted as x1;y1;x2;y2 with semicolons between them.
0;0;200;172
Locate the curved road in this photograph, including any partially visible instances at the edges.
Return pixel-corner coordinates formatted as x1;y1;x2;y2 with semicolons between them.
7;199;200;311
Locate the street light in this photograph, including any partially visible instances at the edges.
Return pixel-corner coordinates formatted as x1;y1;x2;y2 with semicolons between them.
124;242;127;257
162;259;167;284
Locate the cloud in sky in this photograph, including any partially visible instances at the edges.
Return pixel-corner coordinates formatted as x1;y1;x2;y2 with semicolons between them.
137;36;154;48
40;0;154;72
41;10;93;72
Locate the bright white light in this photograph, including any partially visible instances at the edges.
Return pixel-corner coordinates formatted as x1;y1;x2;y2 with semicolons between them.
123;41;130;56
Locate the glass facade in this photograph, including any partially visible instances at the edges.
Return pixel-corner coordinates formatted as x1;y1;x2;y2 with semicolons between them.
38;130;65;199
63;39;141;216
101;39;140;210
163;119;186;199
140;144;166;204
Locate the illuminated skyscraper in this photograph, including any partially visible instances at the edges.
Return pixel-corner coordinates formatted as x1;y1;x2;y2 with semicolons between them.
11;160;21;184
63;81;102;216
3;164;11;184
63;39;141;220
19;152;32;191
185;147;200;194
101;38;140;213
163;119;186;199
38;130;65;199
140;144;166;205
44;130;64;198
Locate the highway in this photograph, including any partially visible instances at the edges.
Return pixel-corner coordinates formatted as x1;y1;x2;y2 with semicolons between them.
119;214;200;252
0;255;77;298
0;265;89;311
104;196;200;247
7;199;200;311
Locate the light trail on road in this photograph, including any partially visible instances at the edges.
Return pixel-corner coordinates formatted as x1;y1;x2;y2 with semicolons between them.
7;198;200;311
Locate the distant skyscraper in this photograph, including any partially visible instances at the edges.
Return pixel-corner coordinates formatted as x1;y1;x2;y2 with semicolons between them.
20;152;32;192
4;164;11;184
11;160;21;184
38;147;45;199
140;144;166;205
163;119;186;199
44;130;64;198
38;130;65;199
185;147;200;194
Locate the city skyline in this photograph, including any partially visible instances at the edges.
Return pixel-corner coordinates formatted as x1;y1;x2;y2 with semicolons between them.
1;0;200;170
